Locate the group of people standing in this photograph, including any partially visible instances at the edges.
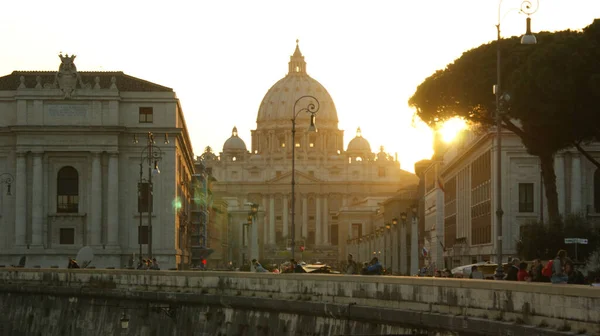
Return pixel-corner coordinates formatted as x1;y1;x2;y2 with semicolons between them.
137;257;160;270
345;254;383;275
488;250;586;284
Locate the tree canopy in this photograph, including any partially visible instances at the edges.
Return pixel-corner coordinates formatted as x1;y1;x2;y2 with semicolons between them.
409;19;600;224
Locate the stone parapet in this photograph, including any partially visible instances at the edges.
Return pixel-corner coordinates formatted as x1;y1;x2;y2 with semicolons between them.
0;269;598;335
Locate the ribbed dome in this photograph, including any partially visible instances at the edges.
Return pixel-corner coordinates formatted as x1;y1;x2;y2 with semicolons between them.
347;127;371;152
256;41;338;130
223;127;247;152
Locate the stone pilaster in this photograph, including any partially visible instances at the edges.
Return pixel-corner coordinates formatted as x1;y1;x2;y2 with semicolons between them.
15;152;27;246
31;152;44;247
269;195;275;244
323;196;329;244
282;194;288;238
315;195;321;245
90;152;102;246
301;194;308;239
107;152;119;246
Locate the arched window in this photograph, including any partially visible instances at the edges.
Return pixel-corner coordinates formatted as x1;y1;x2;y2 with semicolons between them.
595;168;600;213
57;166;79;213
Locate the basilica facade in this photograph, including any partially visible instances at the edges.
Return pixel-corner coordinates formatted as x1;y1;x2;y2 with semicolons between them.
201;43;418;265
0;55;195;269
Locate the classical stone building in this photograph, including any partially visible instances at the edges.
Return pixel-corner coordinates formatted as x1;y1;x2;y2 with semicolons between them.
0;55;195;269
422;128;600;270
201;42;417;266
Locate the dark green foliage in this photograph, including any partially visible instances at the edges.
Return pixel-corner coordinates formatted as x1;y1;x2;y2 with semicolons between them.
409;19;600;224
516;214;600;262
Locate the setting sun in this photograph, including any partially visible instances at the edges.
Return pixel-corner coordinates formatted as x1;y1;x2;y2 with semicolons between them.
439;118;468;143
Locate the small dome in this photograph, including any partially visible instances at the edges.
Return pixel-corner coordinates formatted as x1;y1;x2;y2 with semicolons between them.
347;127;371;152
223;126;247;152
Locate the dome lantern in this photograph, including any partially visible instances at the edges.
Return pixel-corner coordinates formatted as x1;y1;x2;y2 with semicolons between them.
288;39;307;75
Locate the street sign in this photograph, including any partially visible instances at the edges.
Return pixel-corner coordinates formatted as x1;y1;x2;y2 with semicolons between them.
564;238;588;244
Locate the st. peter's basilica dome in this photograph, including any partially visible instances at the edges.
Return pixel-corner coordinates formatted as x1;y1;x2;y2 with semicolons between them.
256;41;338;131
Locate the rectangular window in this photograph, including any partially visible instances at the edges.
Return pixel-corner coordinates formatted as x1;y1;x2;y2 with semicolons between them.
59;228;75;245
518;183;534;212
378;167;386;177
139;107;153;123
138;225;149;245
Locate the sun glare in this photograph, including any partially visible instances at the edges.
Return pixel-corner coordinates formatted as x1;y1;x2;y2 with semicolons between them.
440;118;468;143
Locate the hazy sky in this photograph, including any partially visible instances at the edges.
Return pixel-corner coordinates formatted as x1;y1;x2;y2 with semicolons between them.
1;1;597;172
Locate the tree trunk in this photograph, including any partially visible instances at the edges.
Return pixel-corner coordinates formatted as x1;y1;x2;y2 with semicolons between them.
574;142;600;170
539;152;560;226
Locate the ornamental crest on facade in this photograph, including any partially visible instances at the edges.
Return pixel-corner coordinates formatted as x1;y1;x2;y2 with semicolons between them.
55;53;82;98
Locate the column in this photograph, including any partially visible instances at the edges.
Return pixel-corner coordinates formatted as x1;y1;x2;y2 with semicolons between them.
31;152;43;246
89;152;102;246
315;195;321;245
400;220;407;275
262;198;268;245
282;194;288;238
15;152;27;246
571;155;582;213
269;195;275;244
107;153;119;246
323;196;329;244
301;194;308;239
554;154;566;215
411;217;419;275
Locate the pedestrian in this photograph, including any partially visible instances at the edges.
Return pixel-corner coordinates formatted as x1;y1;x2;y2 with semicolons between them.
363;257;383;275
529;259;548;282
505;258;519;281
517;262;529;281
67;258;80;269
291;259;306;273
252;259;267;272
551;250;569;284
150;258;160;270
564;259;585;285
345;254;359;275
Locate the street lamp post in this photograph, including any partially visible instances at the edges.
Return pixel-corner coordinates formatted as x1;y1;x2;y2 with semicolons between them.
135;132;168;261
0;173;14;196
291;95;319;260
494;0;538;280
245;202;259;263
385;223;391;274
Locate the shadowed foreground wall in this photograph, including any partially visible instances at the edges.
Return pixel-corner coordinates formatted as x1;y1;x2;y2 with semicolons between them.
0;269;598;336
